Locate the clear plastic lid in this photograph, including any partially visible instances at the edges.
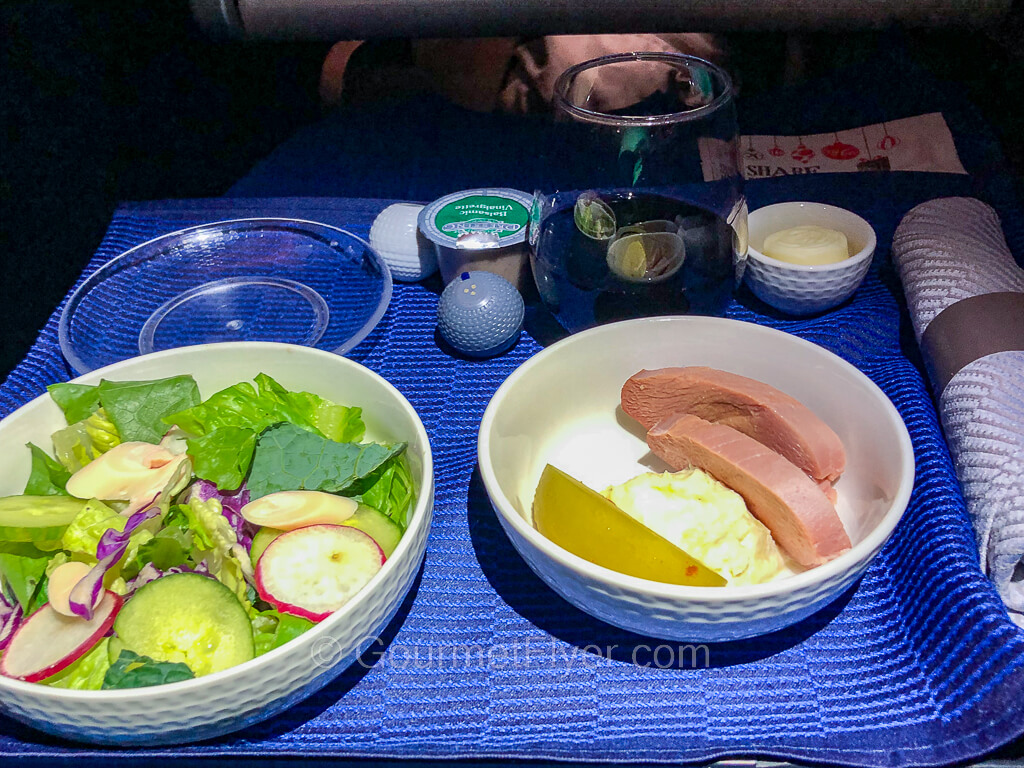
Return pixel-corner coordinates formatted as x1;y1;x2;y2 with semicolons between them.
59;218;392;374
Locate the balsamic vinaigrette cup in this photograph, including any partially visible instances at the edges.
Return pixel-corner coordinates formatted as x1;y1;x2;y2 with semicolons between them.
530;52;748;334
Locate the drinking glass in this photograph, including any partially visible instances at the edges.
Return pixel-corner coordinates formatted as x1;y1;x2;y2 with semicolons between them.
530;52;747;333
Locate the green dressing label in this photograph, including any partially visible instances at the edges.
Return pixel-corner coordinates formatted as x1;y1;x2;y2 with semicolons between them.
433;195;529;241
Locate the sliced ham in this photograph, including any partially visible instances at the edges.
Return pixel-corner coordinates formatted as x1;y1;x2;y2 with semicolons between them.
621;366;846;483
647;413;851;567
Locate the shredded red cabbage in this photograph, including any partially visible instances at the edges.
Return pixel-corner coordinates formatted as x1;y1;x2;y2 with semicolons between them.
190;479;254;550
0;591;22;651
68;500;159;621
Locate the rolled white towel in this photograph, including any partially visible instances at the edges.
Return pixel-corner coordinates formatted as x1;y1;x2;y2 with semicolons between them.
893;197;1024;627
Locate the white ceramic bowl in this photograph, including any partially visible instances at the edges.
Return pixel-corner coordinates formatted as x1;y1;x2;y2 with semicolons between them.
0;342;434;745
744;202;876;315
478;317;914;642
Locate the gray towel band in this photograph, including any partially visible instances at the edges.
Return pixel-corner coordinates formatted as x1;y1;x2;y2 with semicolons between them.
922;291;1024;392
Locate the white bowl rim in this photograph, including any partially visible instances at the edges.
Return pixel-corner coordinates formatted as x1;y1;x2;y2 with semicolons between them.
58;218;395;375
746;202;877;273
0;341;433;700
478;316;915;604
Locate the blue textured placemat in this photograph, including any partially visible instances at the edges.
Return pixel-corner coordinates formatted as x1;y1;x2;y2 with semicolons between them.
0;185;1022;767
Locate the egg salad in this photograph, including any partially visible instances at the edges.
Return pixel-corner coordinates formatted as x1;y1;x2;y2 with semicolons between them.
602;468;788;585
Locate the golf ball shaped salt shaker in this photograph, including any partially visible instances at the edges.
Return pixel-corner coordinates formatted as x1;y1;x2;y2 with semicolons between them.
369;203;438;282
437;271;524;358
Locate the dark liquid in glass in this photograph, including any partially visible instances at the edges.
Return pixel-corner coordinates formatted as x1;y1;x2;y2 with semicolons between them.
532;192;737;333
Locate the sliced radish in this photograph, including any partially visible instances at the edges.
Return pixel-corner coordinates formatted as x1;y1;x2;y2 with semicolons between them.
255;524;384;622
241;491;357;531
0;590;122;682
48;561;96;617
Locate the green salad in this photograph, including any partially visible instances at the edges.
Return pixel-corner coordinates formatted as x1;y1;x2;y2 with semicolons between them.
0;373;414;689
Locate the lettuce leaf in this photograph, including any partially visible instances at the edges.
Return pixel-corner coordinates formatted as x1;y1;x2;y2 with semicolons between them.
44;638;111;690
164;373;365;492
23;443;72;496
178;496;252;606
102;649;194;689
356;457;415;529
186;426;256;492
253;609;314;656
47;382;101;425
61;499;126;559
126;530;191;574
51;408;120;473
97;376;201;444
247;423;405;500
164;373;364;442
0;548;49;613
181;496;235;553
253;373;364;443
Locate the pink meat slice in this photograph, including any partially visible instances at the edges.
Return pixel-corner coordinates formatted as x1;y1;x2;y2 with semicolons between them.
622;366;846;483
647;413;851;567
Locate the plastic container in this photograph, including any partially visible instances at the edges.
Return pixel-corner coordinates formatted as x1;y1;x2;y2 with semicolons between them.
418;188;533;289
59;219;392;374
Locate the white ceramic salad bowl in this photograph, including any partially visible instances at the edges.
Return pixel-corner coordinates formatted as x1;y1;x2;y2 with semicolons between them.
478;317;914;642
0;342;434;745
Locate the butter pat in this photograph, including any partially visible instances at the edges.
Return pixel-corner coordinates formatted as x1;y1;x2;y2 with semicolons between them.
762;225;849;265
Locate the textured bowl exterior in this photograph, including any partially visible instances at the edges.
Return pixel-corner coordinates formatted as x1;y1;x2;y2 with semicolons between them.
0;343;434;745
493;504;870;641
744;249;873;315
478;317;915;643
744;202;876;315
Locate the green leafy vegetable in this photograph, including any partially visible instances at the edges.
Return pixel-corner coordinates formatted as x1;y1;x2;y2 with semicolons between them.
24;443;72;496
61;499;126;559
180;497;235;553
47;382;101;424
165;373;365;492
165;373;363;443
357;457;415;529
129;532;191;574
247;423;406;500
97;376;201;444
0;548;50;612
253;609;315;656
119;506;191;580
179;496;249;604
186;426;256;492
254;374;364;443
51;408;120;473
102;649;195;689
45;638;111;690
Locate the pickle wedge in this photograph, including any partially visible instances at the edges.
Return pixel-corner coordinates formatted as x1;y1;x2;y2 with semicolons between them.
532;464;726;587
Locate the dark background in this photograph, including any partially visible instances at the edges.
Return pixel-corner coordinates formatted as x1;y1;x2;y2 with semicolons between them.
2;2;1023;380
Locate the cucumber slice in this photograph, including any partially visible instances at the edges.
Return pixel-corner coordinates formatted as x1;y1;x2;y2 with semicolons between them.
344;505;402;558
113;573;254;677
0;496;86;548
250;527;284;564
